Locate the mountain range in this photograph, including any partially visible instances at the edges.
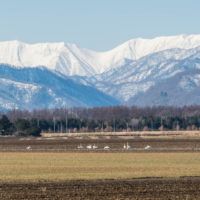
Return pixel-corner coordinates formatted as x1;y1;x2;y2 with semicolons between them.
1;34;200;110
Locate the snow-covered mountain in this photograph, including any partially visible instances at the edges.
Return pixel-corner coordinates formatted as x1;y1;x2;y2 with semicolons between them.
1;34;200;109
1;34;200;77
128;69;200;107
0;64;119;110
86;46;200;102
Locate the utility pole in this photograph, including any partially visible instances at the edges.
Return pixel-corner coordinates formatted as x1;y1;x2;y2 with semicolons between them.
79;119;82;133
151;119;153;131
65;107;68;133
37;118;40;128
53;117;56;133
66;117;68;133
113;119;116;132
126;122;129;132
101;121;104;133
60;122;63;133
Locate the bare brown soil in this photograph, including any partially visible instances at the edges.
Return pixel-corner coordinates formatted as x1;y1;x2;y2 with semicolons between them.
0;137;200;152
0;177;200;200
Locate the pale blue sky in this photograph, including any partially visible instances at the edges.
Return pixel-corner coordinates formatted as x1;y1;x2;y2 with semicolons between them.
0;0;199;51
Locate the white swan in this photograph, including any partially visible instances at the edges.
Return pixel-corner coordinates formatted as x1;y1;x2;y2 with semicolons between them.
26;146;31;150
92;144;98;149
86;145;92;149
126;143;131;150
144;145;151;150
77;144;84;149
123;143;131;150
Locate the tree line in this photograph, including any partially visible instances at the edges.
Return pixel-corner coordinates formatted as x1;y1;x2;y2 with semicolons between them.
1;105;200;136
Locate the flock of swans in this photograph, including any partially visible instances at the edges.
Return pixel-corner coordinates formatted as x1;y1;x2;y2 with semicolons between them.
77;143;152;150
25;144;152;151
77;144;110;150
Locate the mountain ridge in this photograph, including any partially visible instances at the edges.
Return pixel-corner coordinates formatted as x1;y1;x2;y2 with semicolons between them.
1;34;200;110
1;34;200;77
0;64;119;110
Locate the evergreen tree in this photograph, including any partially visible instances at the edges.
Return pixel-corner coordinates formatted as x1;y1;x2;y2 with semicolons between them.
0;115;13;135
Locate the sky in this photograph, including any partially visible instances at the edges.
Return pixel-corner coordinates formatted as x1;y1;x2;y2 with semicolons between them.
0;0;200;51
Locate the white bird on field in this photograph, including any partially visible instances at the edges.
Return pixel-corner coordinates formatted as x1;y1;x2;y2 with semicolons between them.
26;146;31;150
92;144;98;149
104;146;110;150
77;144;84;149
86;145;92;149
126;143;131;150
144;145;151;150
123;143;131;150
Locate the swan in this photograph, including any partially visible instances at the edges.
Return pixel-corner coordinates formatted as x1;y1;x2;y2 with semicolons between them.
144;145;151;150
126;142;131;150
86;145;92;149
77;144;84;149
26;146;31;150
123;143;131;150
92;144;98;149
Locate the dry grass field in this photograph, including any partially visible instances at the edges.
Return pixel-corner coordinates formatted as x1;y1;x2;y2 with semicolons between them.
0;152;200;182
42;130;200;138
1;137;200;199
